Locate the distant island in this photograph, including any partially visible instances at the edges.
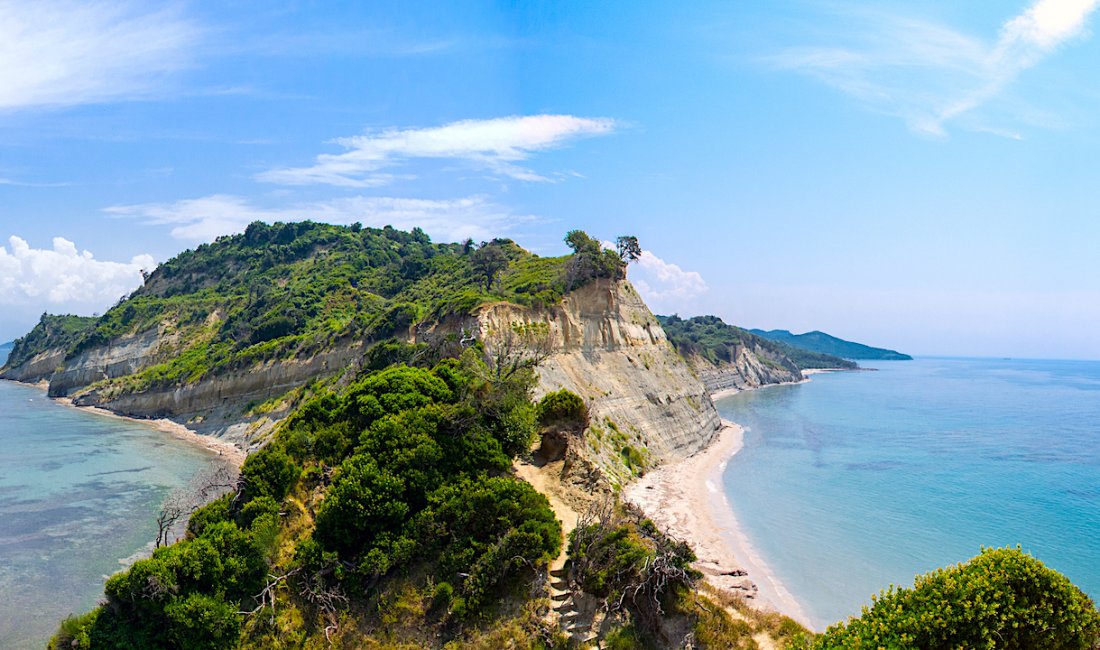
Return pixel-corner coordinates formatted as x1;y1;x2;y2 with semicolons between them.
749;329;913;361
0;341;12;366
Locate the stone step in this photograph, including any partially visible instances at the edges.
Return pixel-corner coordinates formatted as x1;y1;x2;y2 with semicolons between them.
549;580;569;590
550;591;571;602
549;567;569;578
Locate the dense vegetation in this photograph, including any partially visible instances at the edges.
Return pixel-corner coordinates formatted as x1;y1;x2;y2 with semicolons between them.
816;547;1100;649
52;348;564;649
749;329;912;361
658;315;857;371
2;313;96;369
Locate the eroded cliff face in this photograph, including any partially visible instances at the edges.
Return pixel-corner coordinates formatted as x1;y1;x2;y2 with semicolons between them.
476;279;722;486
71;343;365;447
0;348;66;384
48;328;166;397
689;343;803;395
0;320;366;448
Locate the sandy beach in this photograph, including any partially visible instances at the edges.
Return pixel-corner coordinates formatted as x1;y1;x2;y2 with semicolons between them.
625;419;813;629
53;393;247;469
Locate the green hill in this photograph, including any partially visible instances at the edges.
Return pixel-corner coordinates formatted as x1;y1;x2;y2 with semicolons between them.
660;315;857;370
3;315;96;370
2;222;591;396
749;328;912;361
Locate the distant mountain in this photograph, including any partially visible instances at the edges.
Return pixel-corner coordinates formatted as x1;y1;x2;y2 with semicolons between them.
0;341;12;366
658;315;857;371
749;329;912;361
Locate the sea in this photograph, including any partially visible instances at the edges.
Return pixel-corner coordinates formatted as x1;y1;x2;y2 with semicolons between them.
715;357;1100;631
0;380;219;649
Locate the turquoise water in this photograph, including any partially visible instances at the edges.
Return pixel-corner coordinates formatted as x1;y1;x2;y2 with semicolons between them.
0;381;217;649
716;358;1100;630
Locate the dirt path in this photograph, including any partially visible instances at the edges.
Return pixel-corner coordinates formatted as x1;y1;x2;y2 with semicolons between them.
513;459;580;572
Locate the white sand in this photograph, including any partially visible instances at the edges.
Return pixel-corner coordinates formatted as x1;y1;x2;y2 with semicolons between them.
625;420;813;629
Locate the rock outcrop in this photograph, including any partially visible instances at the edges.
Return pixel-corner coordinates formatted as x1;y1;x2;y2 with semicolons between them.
474;279;722;485
688;342;803;395
0;348;66;384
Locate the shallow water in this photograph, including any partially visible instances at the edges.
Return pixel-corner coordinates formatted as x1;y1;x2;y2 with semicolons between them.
0;381;217;649
716;358;1100;630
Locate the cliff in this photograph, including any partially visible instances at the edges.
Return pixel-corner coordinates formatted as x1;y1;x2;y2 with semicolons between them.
687;341;802;394
476;279;721;485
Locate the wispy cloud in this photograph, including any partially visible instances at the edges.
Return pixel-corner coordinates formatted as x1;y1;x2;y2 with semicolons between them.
0;1;201;110
257;115;618;187
0;176;70;188
0;236;153;308
769;0;1100;136
104;194;537;244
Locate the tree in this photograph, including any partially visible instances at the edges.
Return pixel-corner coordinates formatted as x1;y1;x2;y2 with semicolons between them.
615;235;642;263
564;230;626;289
471;243;508;290
155;465;237;548
483;320;554;384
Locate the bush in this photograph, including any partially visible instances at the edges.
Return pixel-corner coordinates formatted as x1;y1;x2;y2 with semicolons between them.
164;592;241;650
816;547;1100;649
313;454;409;555
425;476;562;614
536;389;588;428
240;445;301;501
186;494;231;538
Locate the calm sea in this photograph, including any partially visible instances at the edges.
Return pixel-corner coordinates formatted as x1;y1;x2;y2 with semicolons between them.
716;357;1100;630
0;380;217;649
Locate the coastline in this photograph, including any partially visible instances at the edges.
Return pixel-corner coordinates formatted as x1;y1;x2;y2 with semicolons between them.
3;378;246;469
625;420;812;629
626;379;822;629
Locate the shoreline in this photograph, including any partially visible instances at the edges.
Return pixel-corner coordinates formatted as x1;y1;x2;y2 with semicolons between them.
708;366;847;401
625;420;813;629
626;372;827;630
4;378;246;469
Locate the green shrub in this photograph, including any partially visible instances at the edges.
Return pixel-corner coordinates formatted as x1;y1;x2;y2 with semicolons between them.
186;494;231;538
314;453;410;554
816;547;1100;649
424;476;562;614
48;610;99;650
238;495;280;529
164;592;241;650
240;445;301;501
536;389;588;428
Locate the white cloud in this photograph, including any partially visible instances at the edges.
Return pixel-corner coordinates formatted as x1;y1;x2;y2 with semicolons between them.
0;1;200;110
627;250;708;315
769;0;1100;136
104;194;537;244
0;235;154;309
256;115;617;187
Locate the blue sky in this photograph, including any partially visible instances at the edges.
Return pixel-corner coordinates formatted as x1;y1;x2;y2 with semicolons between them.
2;1;1099;359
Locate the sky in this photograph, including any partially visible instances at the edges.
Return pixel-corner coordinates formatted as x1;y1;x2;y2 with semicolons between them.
2;1;1100;359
